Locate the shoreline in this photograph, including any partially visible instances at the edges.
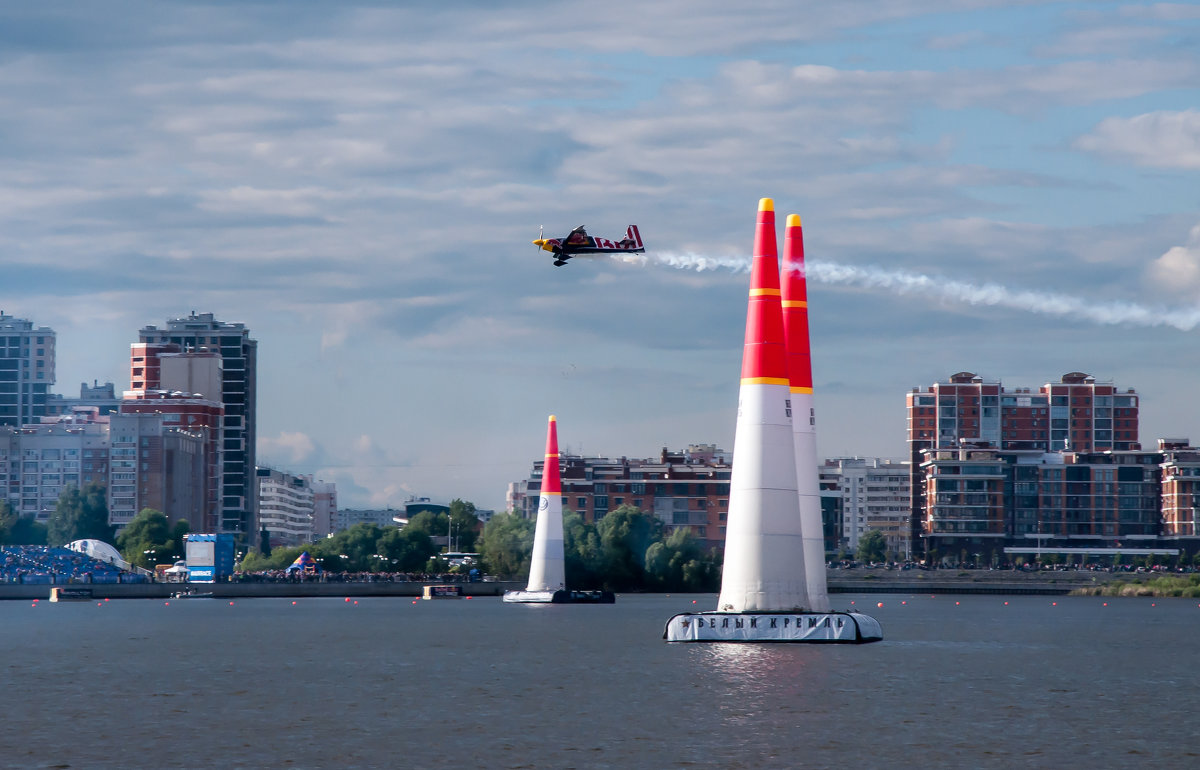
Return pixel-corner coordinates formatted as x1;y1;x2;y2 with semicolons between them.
0;569;1134;600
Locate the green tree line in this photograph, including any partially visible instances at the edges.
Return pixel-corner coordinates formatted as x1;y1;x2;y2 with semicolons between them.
4;490;725;592
477;504;721;593
236;499;483;573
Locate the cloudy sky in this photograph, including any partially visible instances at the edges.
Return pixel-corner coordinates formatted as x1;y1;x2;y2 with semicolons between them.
3;1;1199;511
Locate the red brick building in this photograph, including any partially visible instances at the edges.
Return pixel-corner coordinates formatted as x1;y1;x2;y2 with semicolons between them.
907;372;1140;557
509;445;732;551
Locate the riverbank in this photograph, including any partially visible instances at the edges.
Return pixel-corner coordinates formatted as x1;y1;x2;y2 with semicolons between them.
1070;573;1200;597
826;566;1123;595
0;567;1127;600
0;580;524;601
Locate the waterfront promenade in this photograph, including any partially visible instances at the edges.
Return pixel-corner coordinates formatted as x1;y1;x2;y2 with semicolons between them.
824;565;1123;595
0;567;1125;600
0;579;523;601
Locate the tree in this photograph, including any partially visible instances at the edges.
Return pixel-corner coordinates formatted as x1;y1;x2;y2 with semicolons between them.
47;483;113;546
856;529;887;564
0;501;15;544
405;511;443;537
645;528;718;592
477;512;534;578
1;502;48;546
238;545;305;572
378;526;436;572
116;508;173;568
448;499;481;553
311;523;384;572
170;520;190;560
563;510;603;589
11;516;48;545
596;505;663;591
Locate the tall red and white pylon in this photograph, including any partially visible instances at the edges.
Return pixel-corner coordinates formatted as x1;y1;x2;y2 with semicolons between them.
716;199;810;613
525;415;565;593
782;214;831;612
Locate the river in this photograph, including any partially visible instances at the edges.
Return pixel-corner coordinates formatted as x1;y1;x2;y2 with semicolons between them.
1;593;1196;768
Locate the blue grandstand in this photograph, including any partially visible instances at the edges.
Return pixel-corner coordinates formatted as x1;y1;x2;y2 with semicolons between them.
0;545;149;584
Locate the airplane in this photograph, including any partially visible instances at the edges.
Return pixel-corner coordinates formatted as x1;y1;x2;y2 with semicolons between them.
533;224;644;266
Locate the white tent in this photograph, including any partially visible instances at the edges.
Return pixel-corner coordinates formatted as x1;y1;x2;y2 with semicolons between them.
66;539;124;565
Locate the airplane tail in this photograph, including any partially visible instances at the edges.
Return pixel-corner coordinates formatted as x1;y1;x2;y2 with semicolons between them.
625;225;644;250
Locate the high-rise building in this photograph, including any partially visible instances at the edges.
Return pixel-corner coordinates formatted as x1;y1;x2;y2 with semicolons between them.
906;372;1140;557
1158;439;1200;547
138;313;257;539
820;458;911;558
107;413;207;531
0;312;55;428
119;391;223;533
311;481;338;539
256;467;314;548
918;444;1166;565
0;420;108;521
0;411;205;531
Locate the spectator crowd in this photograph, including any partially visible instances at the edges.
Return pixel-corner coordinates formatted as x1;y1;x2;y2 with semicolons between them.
0;546;149;584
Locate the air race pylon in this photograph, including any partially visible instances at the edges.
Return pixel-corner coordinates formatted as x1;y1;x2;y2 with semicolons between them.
664;200;881;642
716;198;808;613
782;214;831;612
526;414;565;593
504;416;614;604
503;416;565;603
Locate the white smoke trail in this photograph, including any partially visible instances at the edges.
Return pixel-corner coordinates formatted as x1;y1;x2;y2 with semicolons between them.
614;251;1200;332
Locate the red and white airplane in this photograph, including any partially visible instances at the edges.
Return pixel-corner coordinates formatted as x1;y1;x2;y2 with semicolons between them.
534;224;645;266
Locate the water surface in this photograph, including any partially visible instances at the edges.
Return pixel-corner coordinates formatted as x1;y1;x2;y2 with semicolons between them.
2;593;1196;768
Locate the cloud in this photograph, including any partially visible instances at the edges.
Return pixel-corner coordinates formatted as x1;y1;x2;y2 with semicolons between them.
1076;110;1200;169
1146;224;1200;297
2;1;1198;508
259;431;318;465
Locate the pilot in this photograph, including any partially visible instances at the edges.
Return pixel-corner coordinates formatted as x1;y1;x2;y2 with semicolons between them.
567;229;589;246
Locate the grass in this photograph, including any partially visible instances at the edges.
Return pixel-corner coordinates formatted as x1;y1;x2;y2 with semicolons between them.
1072;574;1200;597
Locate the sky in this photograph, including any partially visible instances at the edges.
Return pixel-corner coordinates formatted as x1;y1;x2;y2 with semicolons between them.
2;1;1199;512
